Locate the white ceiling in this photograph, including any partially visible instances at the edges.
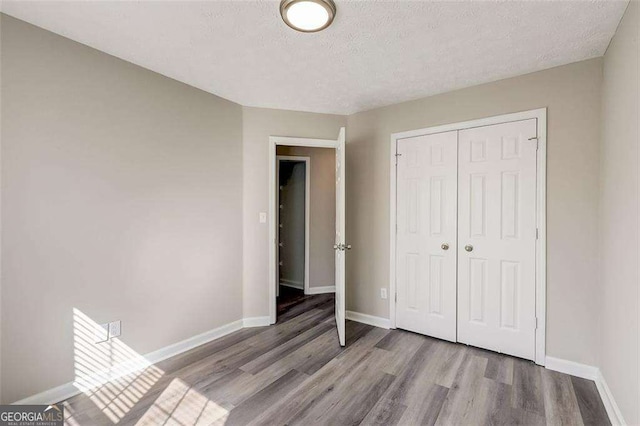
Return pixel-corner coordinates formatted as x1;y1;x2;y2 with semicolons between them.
1;1;629;115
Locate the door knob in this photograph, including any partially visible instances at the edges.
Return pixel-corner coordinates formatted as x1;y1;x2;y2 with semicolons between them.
441;243;449;251
333;244;339;250
465;244;473;252
345;244;352;250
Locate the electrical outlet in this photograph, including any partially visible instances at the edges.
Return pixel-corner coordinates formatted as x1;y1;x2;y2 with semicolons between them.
259;212;267;223
94;323;109;344
380;288;388;299
109;320;121;339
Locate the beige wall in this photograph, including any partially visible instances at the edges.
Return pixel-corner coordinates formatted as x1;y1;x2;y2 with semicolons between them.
599;1;639;423
277;146;336;290
0;15;244;403
242;107;346;318
347;58;603;366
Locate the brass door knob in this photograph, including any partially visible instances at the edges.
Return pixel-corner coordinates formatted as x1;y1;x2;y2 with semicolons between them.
465;245;473;252
441;243;449;251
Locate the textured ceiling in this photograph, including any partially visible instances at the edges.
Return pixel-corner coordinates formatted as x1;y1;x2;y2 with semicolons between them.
0;0;629;114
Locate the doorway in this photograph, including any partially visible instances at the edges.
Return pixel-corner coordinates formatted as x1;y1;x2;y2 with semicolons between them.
269;128;348;346
276;155;310;314
390;110;547;364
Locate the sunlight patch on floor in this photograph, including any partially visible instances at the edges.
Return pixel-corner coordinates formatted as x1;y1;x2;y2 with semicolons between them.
69;308;228;424
135;378;231;425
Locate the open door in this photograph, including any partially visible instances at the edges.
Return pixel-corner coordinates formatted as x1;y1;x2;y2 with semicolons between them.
334;127;347;346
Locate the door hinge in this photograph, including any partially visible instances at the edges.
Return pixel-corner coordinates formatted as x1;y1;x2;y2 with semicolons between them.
535;317;539;330
536;228;539;239
395;292;397;302
528;136;539;150
395;153;402;165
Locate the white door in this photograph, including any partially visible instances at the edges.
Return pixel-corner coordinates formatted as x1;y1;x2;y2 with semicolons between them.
334;127;347;346
457;119;538;360
396;131;458;342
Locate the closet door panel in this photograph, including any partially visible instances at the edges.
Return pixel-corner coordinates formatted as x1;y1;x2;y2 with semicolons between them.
396;131;457;342
457;119;537;360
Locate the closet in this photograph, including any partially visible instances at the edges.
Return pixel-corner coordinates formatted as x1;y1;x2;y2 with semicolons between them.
395;118;539;361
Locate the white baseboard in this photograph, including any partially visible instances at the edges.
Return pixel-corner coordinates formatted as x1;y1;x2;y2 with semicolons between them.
242;316;271;328
595;369;627;425
545;356;626;425
13;382;81;406
306;286;335;295
280;280;303;290
346;310;391;329
545;356;598;380
145;320;244;365
13;318;245;405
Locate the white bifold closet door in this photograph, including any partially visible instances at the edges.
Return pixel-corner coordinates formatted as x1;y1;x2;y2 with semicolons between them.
396;131;458;342
457;119;537;360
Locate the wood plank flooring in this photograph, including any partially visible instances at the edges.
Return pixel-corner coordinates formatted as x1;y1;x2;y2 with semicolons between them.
62;295;610;425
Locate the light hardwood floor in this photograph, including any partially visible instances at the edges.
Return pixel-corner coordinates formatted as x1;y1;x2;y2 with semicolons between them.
62;294;610;425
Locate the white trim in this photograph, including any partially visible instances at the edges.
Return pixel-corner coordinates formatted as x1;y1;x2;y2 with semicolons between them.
534;109;547;366
346;311;391;329
389;133;397;330
242;316;271;328
277;155;311;295
270;136;338;149
145;319;244;364
545;356;626;425
269;135;338;324
306;285;335;294
389;108;548;365
12;382;80;406
391;109;547;141
12;319;244;405
545;356;598;380
596;370;627;426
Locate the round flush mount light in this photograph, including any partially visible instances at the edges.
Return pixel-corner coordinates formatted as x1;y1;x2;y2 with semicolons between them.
280;0;336;33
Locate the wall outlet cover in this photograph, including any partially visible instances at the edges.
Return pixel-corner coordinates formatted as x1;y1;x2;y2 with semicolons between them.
94;323;109;344
109;320;121;338
381;288;388;299
259;212;267;223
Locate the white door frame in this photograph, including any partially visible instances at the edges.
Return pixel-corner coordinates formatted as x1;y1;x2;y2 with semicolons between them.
389;108;547;365
276;155;311;295
269;136;338;324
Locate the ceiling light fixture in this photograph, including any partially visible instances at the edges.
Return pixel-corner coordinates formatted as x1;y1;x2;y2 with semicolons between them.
280;0;336;33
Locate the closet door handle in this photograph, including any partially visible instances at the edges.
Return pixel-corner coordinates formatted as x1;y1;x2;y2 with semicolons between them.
441;243;449;251
464;244;474;252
